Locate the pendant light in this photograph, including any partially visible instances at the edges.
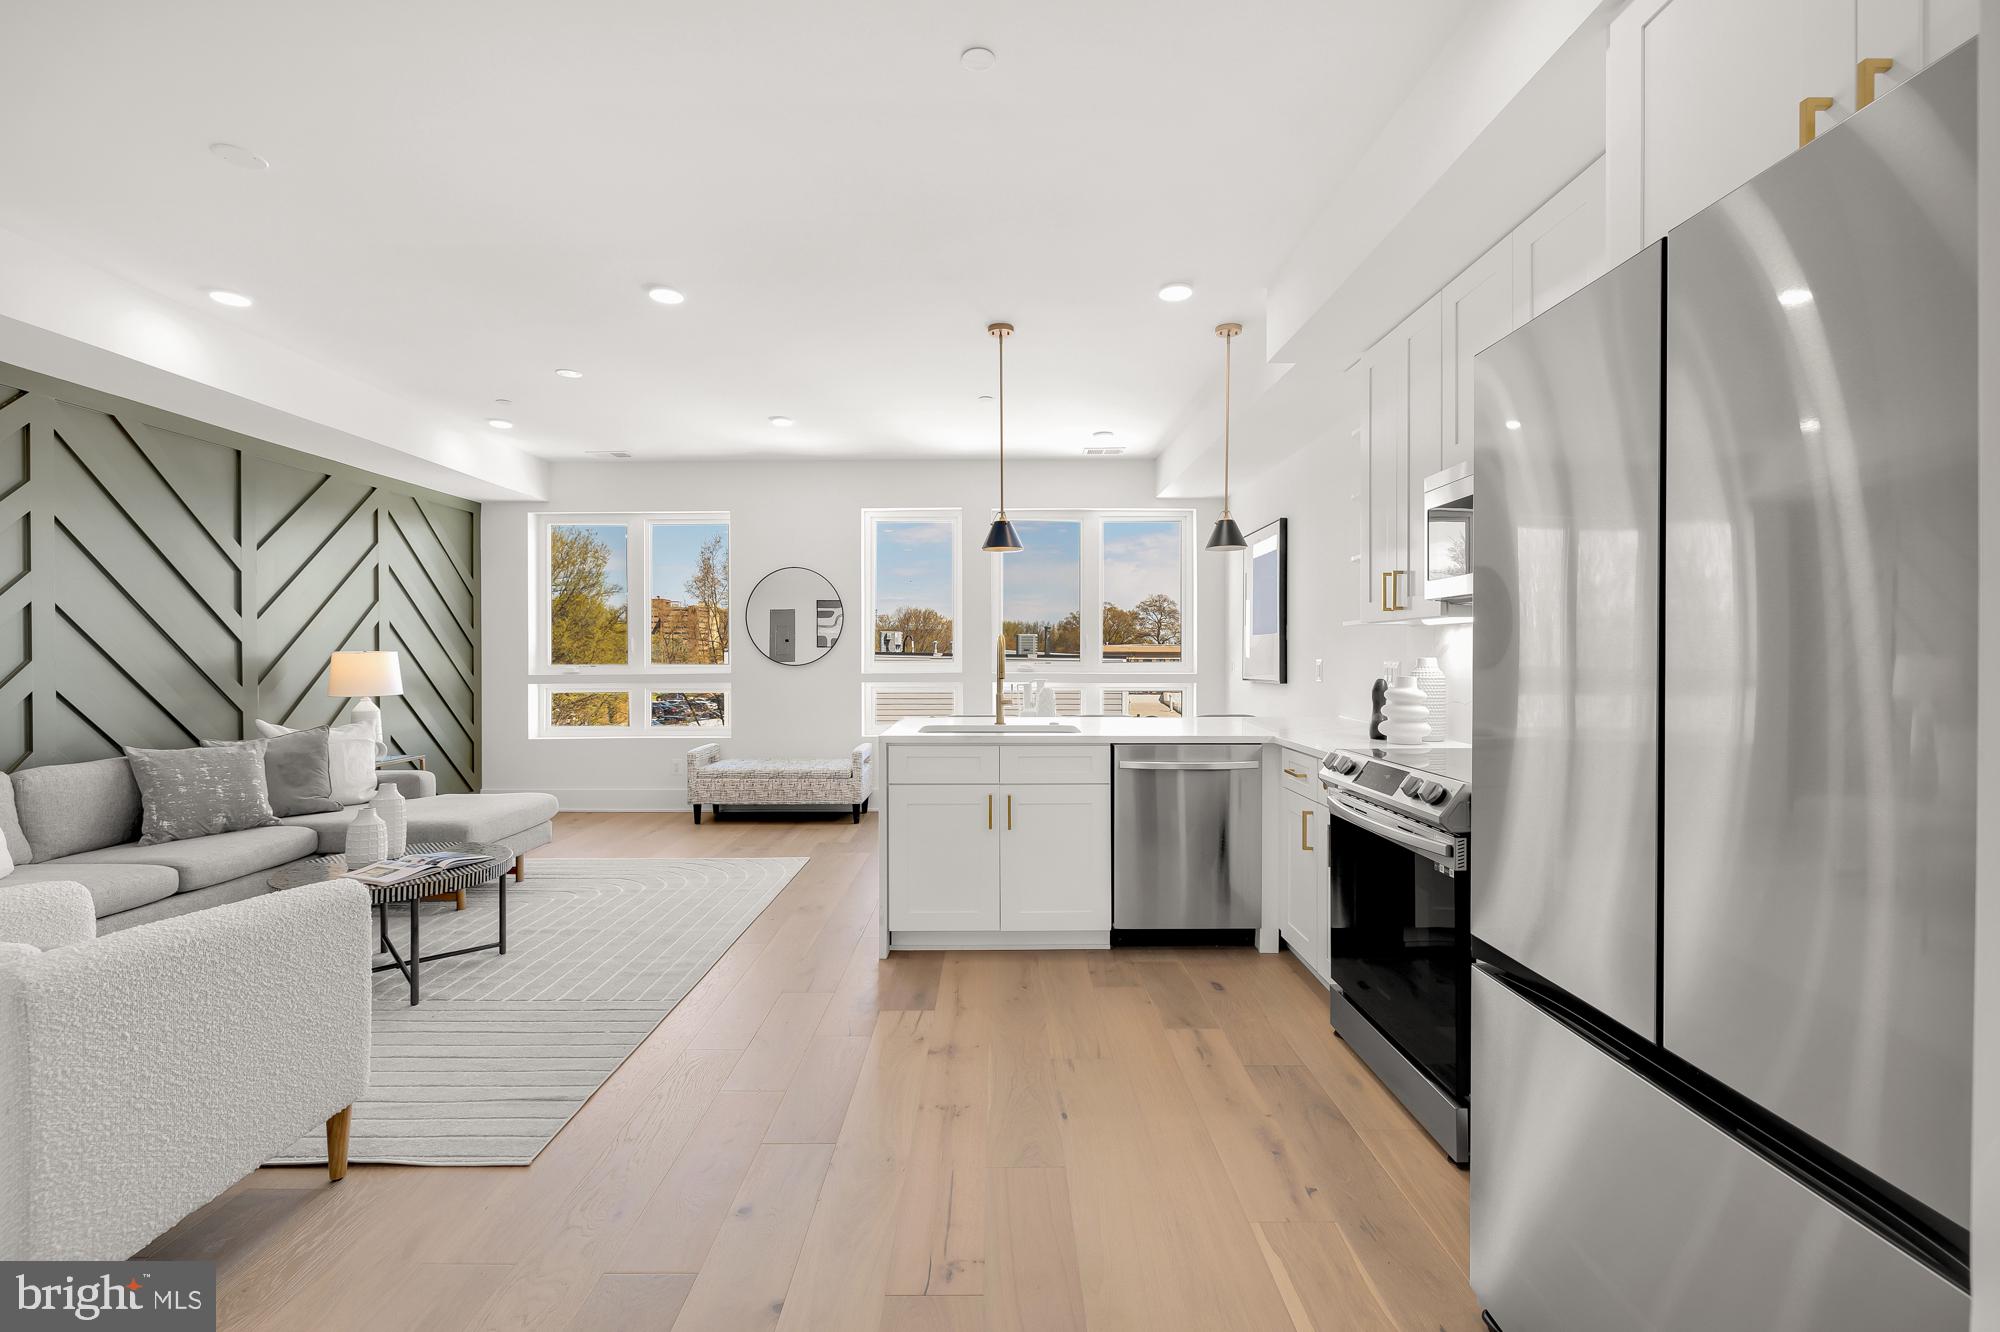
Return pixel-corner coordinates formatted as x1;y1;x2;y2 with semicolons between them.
982;321;1023;553
1206;321;1247;551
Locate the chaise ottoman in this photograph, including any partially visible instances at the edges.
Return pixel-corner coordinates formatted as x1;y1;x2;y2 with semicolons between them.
686;743;872;823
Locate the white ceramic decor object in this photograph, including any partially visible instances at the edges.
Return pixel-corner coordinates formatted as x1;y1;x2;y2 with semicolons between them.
345;805;389;865
372;782;407;858
1414;656;1449;736
1382;676;1432;748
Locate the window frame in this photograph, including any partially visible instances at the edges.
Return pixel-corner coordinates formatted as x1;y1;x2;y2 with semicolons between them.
535;684;734;739
534;511;733;676
860;508;962;674
989;508;1196;676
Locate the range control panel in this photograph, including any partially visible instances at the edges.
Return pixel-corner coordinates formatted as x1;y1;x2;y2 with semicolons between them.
1321;749;1470;834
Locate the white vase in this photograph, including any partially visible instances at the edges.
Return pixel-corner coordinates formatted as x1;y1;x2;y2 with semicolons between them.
1382;676;1432;748
345;805;389;866
1413;656;1449;737
372;782;407;857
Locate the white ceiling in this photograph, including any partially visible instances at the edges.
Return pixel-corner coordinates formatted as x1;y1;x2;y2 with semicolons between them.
0;0;1471;464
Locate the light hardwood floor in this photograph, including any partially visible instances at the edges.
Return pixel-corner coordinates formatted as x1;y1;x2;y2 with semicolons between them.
143;811;1482;1331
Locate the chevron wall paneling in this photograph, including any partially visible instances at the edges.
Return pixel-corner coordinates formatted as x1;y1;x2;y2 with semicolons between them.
0;371;480;792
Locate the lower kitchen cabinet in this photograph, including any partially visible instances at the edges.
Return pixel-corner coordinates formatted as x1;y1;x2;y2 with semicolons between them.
1000;784;1111;931
1280;790;1331;984
886;785;1001;931
887;781;1109;934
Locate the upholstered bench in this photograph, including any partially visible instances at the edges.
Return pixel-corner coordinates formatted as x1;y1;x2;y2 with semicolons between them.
686;743;873;824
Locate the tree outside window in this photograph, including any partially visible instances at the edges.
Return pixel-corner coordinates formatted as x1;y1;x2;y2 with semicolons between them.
1102;520;1184;663
872;519;956;659
650;522;730;665
549;524;630;666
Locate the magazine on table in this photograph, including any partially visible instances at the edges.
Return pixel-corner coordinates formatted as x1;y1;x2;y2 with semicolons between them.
347;851;491;884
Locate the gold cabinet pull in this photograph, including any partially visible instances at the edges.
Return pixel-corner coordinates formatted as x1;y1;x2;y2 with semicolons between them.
1380;570;1392;612
1857;57;1894;109
987;793;993;830
1393;569;1408;611
1300;808;1315;853
1799;95;1834;145
1283;767;1310;780
1006;793;1013;830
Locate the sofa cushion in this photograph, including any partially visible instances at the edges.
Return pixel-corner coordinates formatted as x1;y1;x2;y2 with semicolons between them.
278;806;360;855
405;793;559;845
0;772;33;865
12;758;142;860
126;745;281;845
1;862;179;918
205;727;340;817
56;825;317;893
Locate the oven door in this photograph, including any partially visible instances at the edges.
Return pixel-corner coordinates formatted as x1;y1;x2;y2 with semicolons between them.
1326;792;1471;1148
1422;463;1473;603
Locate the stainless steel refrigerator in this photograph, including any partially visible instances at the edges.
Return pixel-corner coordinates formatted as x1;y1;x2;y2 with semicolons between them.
1470;41;1975;1330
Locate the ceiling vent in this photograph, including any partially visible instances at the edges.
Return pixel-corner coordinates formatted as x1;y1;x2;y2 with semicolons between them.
1084;444;1125;456
584;450;634;460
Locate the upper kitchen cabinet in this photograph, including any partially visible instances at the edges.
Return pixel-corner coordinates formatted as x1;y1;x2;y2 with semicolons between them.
1511;157;1607;324
1606;0;1977;257
1356;296;1442;622
1440;239;1514;476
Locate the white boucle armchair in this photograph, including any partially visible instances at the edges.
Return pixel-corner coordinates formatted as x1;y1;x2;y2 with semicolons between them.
0;878;372;1261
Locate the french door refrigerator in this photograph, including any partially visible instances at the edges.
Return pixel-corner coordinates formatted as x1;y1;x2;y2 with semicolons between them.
1470;40;1975;1331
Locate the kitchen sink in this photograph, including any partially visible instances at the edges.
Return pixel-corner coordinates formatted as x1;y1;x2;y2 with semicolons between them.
916;722;1082;734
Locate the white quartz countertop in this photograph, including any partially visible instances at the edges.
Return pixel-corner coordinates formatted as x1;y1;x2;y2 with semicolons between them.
876;715;1469;761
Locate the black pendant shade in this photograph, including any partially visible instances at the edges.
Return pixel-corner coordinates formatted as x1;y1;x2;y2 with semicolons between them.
1205;514;1246;551
1206;321;1246;556
983;515;1023;553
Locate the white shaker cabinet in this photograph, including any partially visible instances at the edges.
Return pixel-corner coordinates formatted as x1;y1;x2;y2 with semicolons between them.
998;784;1111;931
1356;295;1442;622
1606;0;1976;260
887;784;1001;931
1440;238;1515;475
1280;789;1330;984
1510;156;1607;325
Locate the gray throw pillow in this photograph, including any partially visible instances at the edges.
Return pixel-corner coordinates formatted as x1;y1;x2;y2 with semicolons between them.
204;726;340;816
124;744;281;845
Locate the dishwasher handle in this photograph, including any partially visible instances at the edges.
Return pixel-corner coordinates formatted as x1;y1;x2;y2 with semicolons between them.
1117;759;1261;772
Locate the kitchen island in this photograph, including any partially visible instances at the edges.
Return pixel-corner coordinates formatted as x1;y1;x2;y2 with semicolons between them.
875;715;1468;958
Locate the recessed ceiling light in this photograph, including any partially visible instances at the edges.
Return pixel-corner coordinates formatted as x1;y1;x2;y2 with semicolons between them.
768;416;794;427
646;286;685;305
208;142;268;171
1092;430;1115;440
1157;282;1194;302
960;46;997;71
1504;419;1522;431
977;394;994;403
486;418;514;430
554;368;583;379
1777;287;1814;307
207;289;253;308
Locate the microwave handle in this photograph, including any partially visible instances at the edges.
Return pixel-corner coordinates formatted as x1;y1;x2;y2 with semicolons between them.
1327;795;1457;869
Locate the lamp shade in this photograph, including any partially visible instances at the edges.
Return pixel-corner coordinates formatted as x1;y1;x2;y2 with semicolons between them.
982;516;1023;553
327;650;404;698
1205;515;1247;551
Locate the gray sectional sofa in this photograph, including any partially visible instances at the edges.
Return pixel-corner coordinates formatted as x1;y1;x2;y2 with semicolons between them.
0;757;559;932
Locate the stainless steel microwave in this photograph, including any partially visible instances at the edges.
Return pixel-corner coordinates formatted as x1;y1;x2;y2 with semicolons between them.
1422;462;1473;603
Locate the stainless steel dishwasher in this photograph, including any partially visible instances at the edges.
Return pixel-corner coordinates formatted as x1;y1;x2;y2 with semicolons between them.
1112;744;1262;934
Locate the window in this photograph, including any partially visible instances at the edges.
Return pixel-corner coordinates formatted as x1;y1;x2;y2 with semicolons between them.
537;685;732;737
1000;519;1082;661
863;510;959;667
549;523;631;666
993;511;1194;671
649;519;730;666
1101;686;1190;718
1101;519;1184;664
537;512;730;673
863;682;964;735
1000;683;1085;717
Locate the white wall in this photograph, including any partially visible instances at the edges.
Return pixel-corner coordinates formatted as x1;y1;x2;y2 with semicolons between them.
1217;422;1471;742
482;457;1225;808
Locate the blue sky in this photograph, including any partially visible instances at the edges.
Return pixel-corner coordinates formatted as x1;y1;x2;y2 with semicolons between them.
561;523;627;605
1103;520;1182;609
875;520;954;614
652;520;729;604
1003;520;1082;622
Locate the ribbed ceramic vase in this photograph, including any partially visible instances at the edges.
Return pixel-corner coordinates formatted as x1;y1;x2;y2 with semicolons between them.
1382;676;1432;748
1413;656;1449;737
372;782;407;857
345;805;389;865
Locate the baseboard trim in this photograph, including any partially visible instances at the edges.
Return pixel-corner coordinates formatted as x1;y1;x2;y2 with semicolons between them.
888;930;1110;950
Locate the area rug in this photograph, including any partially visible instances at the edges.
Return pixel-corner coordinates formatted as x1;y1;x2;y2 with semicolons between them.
270;856;806;1167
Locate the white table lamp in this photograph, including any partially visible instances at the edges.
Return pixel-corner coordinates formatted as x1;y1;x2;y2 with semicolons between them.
328;651;404;754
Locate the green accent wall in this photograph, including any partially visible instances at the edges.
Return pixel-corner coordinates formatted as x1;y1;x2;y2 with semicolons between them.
0;365;480;792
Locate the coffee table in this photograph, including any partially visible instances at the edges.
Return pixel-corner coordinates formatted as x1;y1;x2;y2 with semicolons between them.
269;840;512;1004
